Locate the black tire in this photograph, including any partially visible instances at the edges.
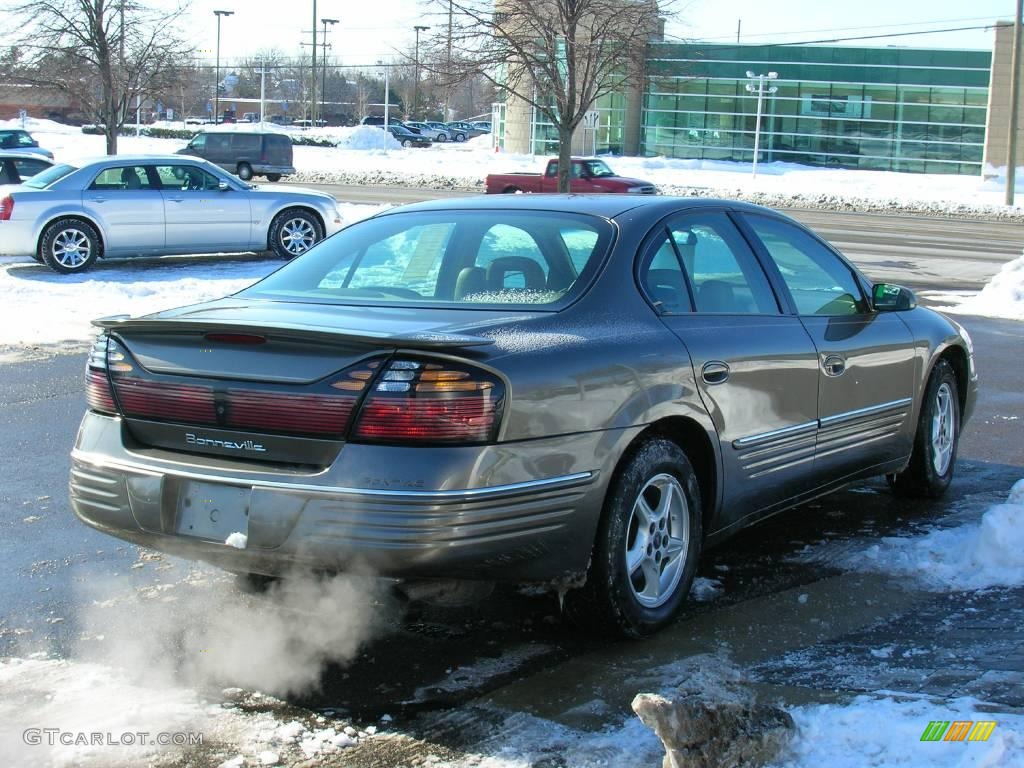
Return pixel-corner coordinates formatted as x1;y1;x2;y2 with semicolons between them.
436;133;448;142
265;173;282;182
454;132;466;142
237;162;253;181
402;139;413;148
502;186;522;194
39;218;101;274
888;359;960;498
30;251;44;264
268;208;323;260
565;438;702;638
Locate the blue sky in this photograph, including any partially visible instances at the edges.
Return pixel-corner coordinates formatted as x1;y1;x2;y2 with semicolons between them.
179;0;1013;65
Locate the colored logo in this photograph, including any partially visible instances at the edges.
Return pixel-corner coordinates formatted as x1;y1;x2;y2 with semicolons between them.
921;721;997;742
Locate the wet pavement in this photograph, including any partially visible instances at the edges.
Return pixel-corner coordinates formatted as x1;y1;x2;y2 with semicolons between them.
0;303;1021;764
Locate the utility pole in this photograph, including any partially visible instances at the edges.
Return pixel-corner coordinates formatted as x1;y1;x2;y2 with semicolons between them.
444;0;453;120
213;10;234;124
413;25;430;118
257;61;268;129
1006;0;1023;206
321;18;338;125
745;71;778;180
736;19;741;44
378;60;391;145
311;0;317;124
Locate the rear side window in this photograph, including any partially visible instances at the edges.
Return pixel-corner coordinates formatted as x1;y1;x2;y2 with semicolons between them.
232;134;261;152
745;214;867;316
656;212;779;314
23;163;77;189
238;210;614;309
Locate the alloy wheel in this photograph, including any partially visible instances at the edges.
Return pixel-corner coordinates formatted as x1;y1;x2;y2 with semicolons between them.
50;228;92;269
279;217;316;256
624;473;690;608
931;382;955;475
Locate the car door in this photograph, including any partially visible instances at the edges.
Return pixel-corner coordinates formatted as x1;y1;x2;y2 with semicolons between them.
640;210;821;530
739;213;916;481
155;164;253;251
82;165;165;253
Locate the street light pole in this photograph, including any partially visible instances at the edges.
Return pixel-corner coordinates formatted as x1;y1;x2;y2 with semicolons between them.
413;25;430;119
745;70;778;180
310;0;317;124
213;10;233;124
321;18;338;125
257;60;267;129
1006;0;1023;206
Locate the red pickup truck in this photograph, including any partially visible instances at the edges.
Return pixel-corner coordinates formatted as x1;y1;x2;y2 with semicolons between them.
485;157;657;194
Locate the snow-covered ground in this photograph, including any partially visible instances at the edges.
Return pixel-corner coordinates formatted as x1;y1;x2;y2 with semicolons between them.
923;254;1024;321
8;116;1024;216
802;480;1024;592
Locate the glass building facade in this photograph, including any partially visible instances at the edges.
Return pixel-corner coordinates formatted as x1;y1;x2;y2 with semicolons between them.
643;43;992;175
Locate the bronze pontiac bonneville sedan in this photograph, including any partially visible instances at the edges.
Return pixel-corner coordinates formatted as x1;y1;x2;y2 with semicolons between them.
70;195;976;636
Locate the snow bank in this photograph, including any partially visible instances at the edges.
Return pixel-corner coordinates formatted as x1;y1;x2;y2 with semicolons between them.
823;480;1024;591
784;695;1024;767
930;253;1024;321
339;124;401;151
0;203;382;356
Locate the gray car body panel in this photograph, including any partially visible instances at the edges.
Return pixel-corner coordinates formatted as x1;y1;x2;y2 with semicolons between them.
0;155;340;258
70;195;977;582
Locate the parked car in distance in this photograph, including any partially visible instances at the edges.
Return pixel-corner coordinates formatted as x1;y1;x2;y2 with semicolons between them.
0;129;55;161
0;155;343;273
69;194;976;637
184;116;209;125
469;121;492;133
486;157;657;194
361;116;421;134
177;130;295;181
405;121;449;142
269;115;292;126
293;119;327;128
386;125;432;148
0;152;54;185
446;121;488;140
241;112;260;123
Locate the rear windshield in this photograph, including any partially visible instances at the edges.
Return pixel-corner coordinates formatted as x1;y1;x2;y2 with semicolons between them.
238;210;614;309
23;163;77;189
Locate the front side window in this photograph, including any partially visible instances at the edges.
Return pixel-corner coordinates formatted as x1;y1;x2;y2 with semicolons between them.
238;210;614;309
154;165;221;190
745;214;867;316
189;134;207;150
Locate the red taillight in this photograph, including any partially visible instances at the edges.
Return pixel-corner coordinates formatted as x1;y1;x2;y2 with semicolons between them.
225;390;355;435
85;333;117;414
0;196;13;221
115;378;217;423
352;360;504;444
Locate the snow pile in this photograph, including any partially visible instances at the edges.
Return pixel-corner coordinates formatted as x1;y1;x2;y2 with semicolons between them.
820;480;1024;591
340;124;402;151
0;202;382;357
930;253;1024;321
783;694;1024;767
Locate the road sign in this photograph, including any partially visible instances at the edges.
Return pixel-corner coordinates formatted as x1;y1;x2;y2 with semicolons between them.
583;110;600;129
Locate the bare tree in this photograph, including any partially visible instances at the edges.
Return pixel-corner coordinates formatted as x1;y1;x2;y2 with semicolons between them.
428;0;666;191
7;0;194;154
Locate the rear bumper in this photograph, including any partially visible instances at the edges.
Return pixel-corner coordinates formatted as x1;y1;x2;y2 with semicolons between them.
251;164;295;176
70;413;619;582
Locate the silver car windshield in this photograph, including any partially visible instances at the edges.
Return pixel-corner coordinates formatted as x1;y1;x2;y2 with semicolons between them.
23;163;77;189
238;210;614;309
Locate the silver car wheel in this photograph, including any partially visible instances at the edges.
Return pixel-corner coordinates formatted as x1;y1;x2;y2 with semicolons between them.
931;382;955;476
51;227;91;268
279;217;316;256
624;473;689;608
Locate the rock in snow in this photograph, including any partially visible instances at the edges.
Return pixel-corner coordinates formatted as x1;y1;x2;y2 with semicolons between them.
632;686;794;768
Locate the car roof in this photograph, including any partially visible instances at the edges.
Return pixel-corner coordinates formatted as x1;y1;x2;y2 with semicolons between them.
376;194;787;221
0;151;52;161
72;154;221;167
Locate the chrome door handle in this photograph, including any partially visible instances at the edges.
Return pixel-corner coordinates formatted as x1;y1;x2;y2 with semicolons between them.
701;361;731;385
89;197;106;203
167;197;184;203
823;354;846;377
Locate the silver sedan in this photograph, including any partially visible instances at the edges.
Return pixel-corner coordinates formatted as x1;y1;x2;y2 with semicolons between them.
0;155;344;273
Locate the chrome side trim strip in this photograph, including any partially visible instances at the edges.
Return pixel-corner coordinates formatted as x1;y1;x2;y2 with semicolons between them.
70;449;594;501
818;398;913;428
733;420;818;449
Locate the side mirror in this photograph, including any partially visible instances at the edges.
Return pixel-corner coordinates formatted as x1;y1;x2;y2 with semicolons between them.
872;283;917;311
218;181;230;191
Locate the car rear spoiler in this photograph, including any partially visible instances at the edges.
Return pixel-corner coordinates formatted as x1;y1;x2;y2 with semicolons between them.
92;316;495;349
